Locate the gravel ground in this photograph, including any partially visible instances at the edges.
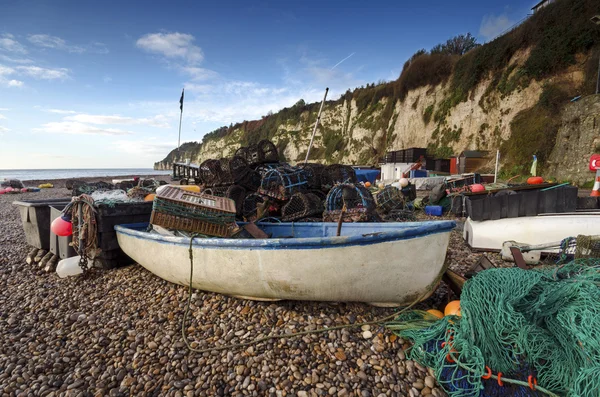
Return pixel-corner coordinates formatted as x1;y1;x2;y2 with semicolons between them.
0;180;494;397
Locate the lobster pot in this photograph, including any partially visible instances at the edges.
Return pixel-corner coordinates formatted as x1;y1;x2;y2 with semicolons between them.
237;170;262;192
300;163;325;190
199;159;224;187
255;163;288;176
202;186;229;197
281;193;324;221
323;184;376;223
308;189;327;201
225;185;246;217
150;186;237;237
259;167;308;201
321;164;357;191
228;155;250;183
376;186;406;214
384;209;416;222
235;140;279;166
242;193;269;222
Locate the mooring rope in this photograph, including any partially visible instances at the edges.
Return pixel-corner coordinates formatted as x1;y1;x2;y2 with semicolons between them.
181;234;433;354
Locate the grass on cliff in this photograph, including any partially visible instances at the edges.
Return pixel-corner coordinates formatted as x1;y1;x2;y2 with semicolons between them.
500;83;570;173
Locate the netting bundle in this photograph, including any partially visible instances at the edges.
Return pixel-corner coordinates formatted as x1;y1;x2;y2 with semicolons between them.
299;163;325;190
321;164;357;191
225;185;246;217
258;166;308;201
72;181;115;196
281;192;324;221
323;183;376;222
375;186;406;213
386;261;600;397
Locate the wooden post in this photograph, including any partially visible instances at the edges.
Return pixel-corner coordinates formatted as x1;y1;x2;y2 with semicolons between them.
304;88;329;164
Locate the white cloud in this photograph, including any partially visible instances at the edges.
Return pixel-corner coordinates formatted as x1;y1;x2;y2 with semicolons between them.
480;14;513;40
65;113;170;128
181;66;218;81
113;139;177;157
0;54;33;64
136;32;203;65
0;126;10;134
0;114;6;120
0;64;14;75
33;121;135;136
15;65;70;80
6;79;23;87
103;76;112;83
28;34;84;53
0;34;27;54
43;108;78;114
27;34;109;54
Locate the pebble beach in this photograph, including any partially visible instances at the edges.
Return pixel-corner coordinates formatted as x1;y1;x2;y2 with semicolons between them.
0;178;488;397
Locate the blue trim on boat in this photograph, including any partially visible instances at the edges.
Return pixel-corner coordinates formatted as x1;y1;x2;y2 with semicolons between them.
115;221;455;251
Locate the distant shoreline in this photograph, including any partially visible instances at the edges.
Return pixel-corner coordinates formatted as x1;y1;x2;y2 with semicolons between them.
13;174;172;189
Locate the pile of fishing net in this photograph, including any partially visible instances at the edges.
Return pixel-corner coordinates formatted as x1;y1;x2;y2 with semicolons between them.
386;260;600;397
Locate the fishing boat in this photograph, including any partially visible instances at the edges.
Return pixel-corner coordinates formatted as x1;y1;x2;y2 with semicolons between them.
464;212;600;252
115;221;455;306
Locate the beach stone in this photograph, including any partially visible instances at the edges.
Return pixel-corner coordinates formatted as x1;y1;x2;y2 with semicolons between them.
424;376;435;389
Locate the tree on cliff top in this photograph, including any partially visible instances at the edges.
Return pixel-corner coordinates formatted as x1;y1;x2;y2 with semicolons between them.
431;33;480;56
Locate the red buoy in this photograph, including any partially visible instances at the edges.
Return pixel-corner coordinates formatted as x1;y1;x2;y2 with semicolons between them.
51;216;73;237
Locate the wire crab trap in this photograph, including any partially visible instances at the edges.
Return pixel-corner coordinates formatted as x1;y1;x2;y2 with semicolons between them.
320;164;358;191
235;139;279;166
236;169;262;192
323;183;377;222
242;193;280;222
199;159;224;187
281;192;324;221
255;162;288;176
202;186;229;197
258;166;308;201
299;163;325;190
225;185;246;217
227;155;250;183
307;189;327;201
384;208;416;222
376;186;407;214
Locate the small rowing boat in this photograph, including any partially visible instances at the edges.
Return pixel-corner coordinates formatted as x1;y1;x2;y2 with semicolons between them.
115;221;455;306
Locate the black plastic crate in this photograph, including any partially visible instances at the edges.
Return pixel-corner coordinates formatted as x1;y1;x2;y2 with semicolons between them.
94;202;153;268
404;148;427;163
13;199;73;250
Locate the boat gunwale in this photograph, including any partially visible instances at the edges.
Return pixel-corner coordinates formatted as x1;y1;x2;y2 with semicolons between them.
115;221;456;250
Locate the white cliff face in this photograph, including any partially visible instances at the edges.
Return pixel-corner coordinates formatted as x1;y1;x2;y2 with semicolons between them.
155;50;588;182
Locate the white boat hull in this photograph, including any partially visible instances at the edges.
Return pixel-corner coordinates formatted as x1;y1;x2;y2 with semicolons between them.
116;222;454;306
464;213;600;251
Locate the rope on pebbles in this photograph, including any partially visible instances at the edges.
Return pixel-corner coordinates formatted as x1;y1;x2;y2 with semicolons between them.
180;234;432;355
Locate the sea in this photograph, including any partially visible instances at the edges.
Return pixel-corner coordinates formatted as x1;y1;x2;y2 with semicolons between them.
0;168;172;181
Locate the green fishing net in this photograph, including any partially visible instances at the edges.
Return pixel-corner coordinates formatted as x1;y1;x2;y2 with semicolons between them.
387;260;600;397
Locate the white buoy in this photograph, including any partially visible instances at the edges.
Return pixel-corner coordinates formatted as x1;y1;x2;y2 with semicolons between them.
56;256;84;278
399;178;409;188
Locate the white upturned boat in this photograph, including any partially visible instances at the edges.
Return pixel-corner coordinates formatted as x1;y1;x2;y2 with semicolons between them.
115;221;455;306
464;212;600;252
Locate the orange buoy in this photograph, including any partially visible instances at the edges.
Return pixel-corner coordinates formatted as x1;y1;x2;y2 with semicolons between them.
527;176;544;185
144;193;156;202
444;300;461;317
426;309;444;319
365;182;371;188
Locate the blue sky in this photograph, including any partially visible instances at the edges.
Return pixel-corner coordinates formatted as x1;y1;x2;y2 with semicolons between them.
0;0;536;169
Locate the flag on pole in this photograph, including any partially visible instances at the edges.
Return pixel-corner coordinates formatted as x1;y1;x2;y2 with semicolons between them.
179;88;184;112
